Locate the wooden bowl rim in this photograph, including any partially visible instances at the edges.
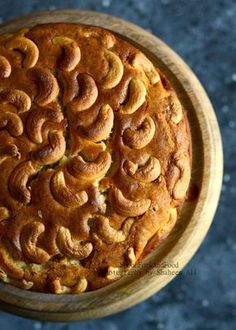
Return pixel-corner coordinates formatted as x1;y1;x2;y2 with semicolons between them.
0;9;223;321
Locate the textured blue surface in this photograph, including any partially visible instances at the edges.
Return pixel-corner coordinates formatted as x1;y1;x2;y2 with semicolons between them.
0;0;235;329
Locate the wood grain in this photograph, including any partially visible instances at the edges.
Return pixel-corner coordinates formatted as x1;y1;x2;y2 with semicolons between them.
0;9;223;321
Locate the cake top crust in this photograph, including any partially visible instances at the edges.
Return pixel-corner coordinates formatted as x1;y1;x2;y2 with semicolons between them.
0;23;191;293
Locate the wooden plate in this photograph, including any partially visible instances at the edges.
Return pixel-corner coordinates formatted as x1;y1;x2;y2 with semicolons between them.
0;10;223;321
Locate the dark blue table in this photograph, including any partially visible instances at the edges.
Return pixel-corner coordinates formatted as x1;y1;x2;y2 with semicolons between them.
0;1;235;329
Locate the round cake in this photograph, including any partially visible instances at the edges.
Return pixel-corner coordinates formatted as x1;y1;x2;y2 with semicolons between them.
0;23;191;293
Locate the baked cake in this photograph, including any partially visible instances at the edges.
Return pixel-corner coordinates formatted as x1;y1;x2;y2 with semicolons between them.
0;23;191;293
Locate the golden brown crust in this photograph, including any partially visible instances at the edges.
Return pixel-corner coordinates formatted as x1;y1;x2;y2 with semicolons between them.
0;23;191;293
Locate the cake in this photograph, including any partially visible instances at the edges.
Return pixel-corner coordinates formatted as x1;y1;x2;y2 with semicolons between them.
0;23;191;293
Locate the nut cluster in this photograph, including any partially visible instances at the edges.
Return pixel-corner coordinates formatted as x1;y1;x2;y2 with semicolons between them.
0;23;191;293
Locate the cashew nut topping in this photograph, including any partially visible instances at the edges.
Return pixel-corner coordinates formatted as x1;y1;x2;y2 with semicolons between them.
6;36;39;68
173;155;191;200
111;187;151;217
20;221;50;263
53;36;81;72
94;215;134;243
56;226;93;259
26;107;64;143
120;78;146;114
67;151;112;181
8;160;39;204
0;207;9;221
28;68;59;106
169;94;183;124
0;89;31;112
0;55;11;78
132;53;160;85
0;144;21;164
80;104;114;142
158;208;177;238
51;277;87;294
51;170;88;208
102;49;124;89
124;156;161;183
68;73;98;112
0;112;23;137
83;30;116;49
31;131;66;165
123;116;155;149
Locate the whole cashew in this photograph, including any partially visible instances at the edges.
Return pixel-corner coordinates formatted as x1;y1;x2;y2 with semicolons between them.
50;170;88;208
168;94;183;124
120;79;146;114
111;187;151;217
173;155;191;199
26;107;64;144
56;226;93;259
51;277;87;294
94;215;134;243
80;104;114;142
132;53;160;85
53;36;81;72
67;151;112;181
68;73;98;112
20;221;50;263
6;36;39;68
124;156;161;183
0;89;31;112
31;131;66;165
102;49;124;89
123;116;155;149
0;112;23;136
28;68;59;106
8;160;39;204
0;55;11;78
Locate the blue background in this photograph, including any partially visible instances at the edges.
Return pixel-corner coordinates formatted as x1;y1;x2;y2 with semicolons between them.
0;0;235;329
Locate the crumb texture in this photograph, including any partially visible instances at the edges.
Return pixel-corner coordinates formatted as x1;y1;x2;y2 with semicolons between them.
0;23;191;293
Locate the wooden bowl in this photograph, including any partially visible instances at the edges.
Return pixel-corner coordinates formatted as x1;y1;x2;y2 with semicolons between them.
0;10;223;321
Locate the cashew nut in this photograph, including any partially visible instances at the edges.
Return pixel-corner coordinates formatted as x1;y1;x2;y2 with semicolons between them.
83;30;116;48
56;226;93;259
6;36;39;68
53;36;81;72
173;155;191;199
26;107;64;143
132;53;160;85
67;151;111;181
0;55;11;78
28;68;59;106
111;187;151;217
31;131;66;165
8;160;39;204
94;215;134;243
0;88;31;112
50;170;88;208
124;156;161;182
68;73;98;112
120;79;146;114
158;208;177;238
102;49;124;89
0;207;9;221
51;277;87;294
0;112;23;136
169;94;183;124
20;221;50;263
123;116;155;149
81;104;114;142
